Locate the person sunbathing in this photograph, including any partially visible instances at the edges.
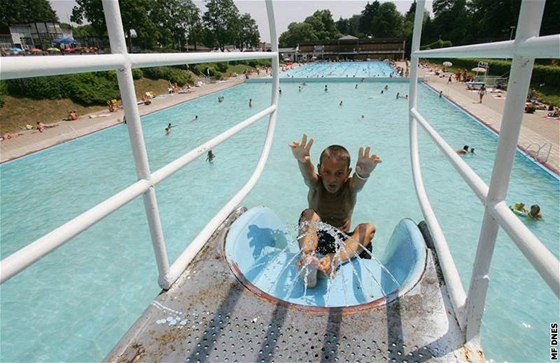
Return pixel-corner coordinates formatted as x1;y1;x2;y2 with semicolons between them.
68;111;79;120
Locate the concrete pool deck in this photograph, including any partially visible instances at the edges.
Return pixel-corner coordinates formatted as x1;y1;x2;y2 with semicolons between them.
1;66;558;176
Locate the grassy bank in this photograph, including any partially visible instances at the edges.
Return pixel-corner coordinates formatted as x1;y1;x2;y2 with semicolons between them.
0;62;267;134
0;78;170;133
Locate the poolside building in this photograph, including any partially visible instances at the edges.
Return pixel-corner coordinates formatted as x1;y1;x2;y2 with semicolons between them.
297;36;406;61
0;22;72;50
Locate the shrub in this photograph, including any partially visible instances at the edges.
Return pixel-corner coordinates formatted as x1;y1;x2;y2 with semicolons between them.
143;67;167;79
132;68;143;80
6;75;69;99
212;70;223;80
64;73;120;105
166;67;193;86
143;66;193;85
215;62;228;73
0;80;6;107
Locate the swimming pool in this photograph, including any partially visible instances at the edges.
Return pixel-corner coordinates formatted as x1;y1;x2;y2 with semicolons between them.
1;80;558;362
280;61;399;78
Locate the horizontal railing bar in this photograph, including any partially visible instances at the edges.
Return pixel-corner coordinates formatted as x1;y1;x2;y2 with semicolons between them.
0;54;126;80
0;105;276;286
410;109;559;297
151;105;276;185
0;52;277;81
491;201;560;297
409;109;467;328
129;52;277;68
516;35;560;58
414;35;559;59
411;108;489;201
0;179;151;284
164;108;279;288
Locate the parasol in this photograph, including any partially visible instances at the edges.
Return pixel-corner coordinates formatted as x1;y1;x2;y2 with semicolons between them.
54;37;77;44
472;67;487;73
47;47;61;52
443;61;452;67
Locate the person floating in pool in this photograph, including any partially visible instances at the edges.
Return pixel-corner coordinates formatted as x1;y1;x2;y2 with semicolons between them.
289;134;381;287
511;202;528;215
456;145;474;154
165;123;175;135
206;150;215;163
528;204;543;220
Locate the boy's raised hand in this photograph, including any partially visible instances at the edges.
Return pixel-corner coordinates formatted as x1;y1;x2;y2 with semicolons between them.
356;146;382;177
290;134;314;162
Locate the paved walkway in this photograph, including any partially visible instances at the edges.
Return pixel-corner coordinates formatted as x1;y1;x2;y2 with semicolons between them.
419;67;559;176
1;67;558;176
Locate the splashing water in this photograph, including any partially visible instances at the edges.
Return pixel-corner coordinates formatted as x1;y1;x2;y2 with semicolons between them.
252;221;402;306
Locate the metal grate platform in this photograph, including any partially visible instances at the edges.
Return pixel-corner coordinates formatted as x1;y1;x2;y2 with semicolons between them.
106;209;482;362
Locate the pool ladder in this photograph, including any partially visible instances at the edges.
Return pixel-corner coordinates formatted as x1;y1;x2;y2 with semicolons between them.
525;142;552;163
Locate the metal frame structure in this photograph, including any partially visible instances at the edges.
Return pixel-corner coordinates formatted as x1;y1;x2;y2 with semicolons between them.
0;0;280;290
408;0;559;346
1;0;558;354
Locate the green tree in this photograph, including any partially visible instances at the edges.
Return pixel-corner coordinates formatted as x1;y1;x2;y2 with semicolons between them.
278;22;317;47
71;0;159;51
0;0;58;27
202;0;241;51
358;1;380;36
421;15;437;45
304;10;339;40
468;0;521;41
371;2;403;38
431;0;469;45
336;17;349;35
151;0;200;51
72;24;98;38
541;0;560;36
236;13;260;50
347;15;362;37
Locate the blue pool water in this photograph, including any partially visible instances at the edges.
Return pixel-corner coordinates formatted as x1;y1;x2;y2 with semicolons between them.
280;61;399;78
1;78;558;362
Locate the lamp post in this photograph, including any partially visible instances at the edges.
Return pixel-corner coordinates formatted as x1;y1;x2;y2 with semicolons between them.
509;25;516;40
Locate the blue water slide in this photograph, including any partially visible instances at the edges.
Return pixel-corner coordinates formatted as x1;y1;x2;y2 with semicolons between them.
225;207;427;308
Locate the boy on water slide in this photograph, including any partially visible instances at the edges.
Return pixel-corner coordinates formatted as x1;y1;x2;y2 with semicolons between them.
289;134;381;287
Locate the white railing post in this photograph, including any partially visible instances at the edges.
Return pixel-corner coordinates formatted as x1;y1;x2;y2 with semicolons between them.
266;0;280;106
465;0;547;344
102;0;171;288
408;0;467;329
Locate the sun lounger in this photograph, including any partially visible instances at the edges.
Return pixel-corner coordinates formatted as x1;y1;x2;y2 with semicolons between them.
466;81;485;90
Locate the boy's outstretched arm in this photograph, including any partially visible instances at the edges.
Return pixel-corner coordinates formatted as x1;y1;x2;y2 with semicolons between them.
289;133;318;187
351;146;382;191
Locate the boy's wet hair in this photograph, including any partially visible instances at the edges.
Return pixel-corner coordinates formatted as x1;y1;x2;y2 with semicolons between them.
320;145;351;168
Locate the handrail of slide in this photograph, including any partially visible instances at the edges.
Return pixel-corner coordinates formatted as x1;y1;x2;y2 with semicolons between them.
0;0;280;290
409;0;559;341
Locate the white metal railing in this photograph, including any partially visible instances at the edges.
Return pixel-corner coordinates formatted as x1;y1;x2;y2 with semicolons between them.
409;0;560;346
0;0;280;290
